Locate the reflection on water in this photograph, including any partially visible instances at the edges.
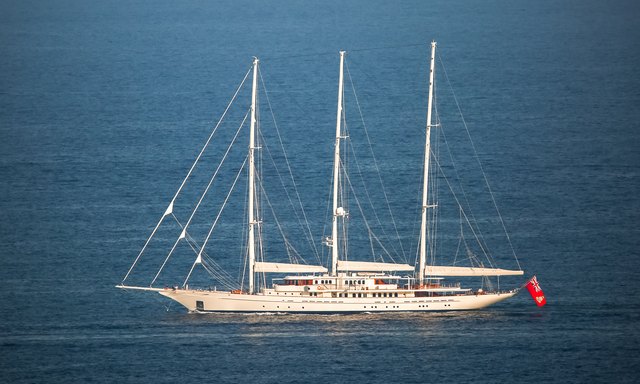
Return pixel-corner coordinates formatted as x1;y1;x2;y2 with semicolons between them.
156;308;517;341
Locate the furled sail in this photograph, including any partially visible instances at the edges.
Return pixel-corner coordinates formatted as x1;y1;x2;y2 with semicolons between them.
337;260;414;272
254;262;328;273
424;266;524;276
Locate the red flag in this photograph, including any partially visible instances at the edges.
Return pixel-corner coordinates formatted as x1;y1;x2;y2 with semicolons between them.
526;276;547;307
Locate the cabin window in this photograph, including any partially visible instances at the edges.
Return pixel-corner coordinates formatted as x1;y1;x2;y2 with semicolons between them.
196;301;204;311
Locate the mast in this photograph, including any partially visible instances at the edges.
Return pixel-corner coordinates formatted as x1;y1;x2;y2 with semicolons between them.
331;51;346;276
248;57;259;293
419;41;437;286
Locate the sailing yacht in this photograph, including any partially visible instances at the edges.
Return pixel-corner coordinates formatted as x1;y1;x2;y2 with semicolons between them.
117;42;524;313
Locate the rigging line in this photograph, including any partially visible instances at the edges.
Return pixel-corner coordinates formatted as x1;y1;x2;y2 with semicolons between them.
258;70;321;260
340;120;350;262
240;164;249;285
410;167;423;268
430;150;494;268
345;60;407;260
341;158;397;263
171;213;239;281
431;172;439;267
257;42;428;62
170;213;238;286
339;137;403;263
199;254;238;288
185;156;248;287
257;222;265;291
452;208;464;265
262;50;340;61
345;130;402;263
183;237;237;289
199;261;237;291
438;51;522;270
257;127;320;264
462;237;484;267
321;167;333;267
430;105;442;267
184;235;237;286
150;110;249;287
255;172;308;265
435;98;494;264
348;42;427;53
367;228;377;261
428;168;438;267
122;65;253;284
179;110;248;238
436;111;496;267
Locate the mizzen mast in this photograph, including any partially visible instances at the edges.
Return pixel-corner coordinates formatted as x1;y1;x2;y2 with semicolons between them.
330;51;346;277
419;41;437;286
248;57;259;293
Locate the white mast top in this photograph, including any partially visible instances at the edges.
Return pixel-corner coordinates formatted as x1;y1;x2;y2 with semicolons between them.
331;51;346;276
248;57;259;293
419;41;437;286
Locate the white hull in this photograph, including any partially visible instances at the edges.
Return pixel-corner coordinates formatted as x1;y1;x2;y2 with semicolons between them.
159;288;518;313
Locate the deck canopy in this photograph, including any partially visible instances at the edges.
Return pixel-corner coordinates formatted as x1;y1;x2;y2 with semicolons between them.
424;266;524;277
337;260;414;272
254;262;327;273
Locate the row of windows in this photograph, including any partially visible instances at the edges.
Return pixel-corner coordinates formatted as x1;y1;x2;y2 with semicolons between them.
264;304;434;310
373;292;399;298
283;280;313;286
334;292;400;298
316;279;369;285
269;291;409;299
267;291;304;296
337;293;365;298
261;304;432;310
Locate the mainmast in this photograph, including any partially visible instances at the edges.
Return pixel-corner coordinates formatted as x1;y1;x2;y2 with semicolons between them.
419;41;437;286
248;57;259;293
331;51;346;276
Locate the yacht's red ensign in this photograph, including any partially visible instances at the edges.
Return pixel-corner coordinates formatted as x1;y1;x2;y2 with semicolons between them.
526;276;547;307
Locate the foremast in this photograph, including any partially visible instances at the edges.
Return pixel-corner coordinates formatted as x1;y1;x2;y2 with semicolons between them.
330;51;346;277
248;57;259;293
419;41;437;286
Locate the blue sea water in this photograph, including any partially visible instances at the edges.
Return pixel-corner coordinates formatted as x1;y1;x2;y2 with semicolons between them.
1;0;640;383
